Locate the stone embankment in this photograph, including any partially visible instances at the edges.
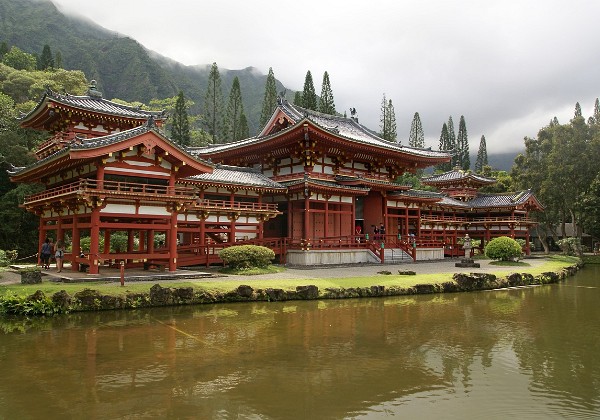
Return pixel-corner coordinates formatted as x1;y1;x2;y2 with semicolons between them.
18;262;582;314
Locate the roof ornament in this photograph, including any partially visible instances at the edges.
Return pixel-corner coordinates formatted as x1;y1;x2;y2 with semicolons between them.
349;107;358;123
146;115;155;128
87;80;103;99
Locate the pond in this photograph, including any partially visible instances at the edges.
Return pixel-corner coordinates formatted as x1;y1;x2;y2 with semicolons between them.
1;266;599;419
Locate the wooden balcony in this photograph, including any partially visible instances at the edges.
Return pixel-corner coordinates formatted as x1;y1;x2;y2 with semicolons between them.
420;215;534;224
23;179;196;207
22;179;280;215
190;198;279;214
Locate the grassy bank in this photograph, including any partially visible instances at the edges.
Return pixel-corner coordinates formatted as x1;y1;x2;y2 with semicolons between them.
0;255;580;299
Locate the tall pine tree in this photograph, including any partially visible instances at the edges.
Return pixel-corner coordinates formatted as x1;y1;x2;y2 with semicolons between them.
171;91;191;146
301;70;317;111
203;62;224;143
319;71;336;115
259;67;278;128
408;112;425;148
574;102;582;119
224;76;246;142
447;116;457;167
293;91;303;107
39;44;54;70
379;94;397;142
456;115;470;170
475;135;488;173
437;123;452;172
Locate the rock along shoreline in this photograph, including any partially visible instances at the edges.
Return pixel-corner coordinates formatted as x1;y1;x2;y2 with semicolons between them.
8;262;583;316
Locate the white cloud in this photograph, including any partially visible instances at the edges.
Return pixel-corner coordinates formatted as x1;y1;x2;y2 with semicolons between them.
52;0;600;155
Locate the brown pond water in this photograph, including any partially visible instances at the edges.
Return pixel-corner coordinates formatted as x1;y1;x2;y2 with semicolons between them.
1;267;599;419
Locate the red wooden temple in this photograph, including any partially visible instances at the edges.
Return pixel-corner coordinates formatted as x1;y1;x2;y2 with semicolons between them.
11;83;542;273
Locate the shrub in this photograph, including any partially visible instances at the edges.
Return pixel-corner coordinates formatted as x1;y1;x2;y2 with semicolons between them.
556;237;581;256
219;245;275;269
485;236;523;261
0;250;18;267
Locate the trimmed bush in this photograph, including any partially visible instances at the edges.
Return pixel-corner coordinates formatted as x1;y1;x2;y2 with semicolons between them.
485;236;523;261
219;245;275;269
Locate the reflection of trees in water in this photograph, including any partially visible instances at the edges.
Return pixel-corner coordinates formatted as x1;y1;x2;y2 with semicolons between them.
1;273;599;417
511;278;600;412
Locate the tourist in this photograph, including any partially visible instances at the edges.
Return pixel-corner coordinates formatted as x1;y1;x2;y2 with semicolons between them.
54;239;65;273
40;238;52;269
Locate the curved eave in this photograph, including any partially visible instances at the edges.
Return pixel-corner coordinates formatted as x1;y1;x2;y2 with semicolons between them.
10;151;77;183
201;119;450;167
20;92;165;130
70;130;213;175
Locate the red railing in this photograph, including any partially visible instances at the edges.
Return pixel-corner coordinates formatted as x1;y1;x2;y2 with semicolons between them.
420;215;532;223
23;180;280;214
191;199;279;213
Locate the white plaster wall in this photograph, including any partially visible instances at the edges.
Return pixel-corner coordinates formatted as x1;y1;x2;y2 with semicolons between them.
102;203;137;214
137;205;170;216
287;249;380;265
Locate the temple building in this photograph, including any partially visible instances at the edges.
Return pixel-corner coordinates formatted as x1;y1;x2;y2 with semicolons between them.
10;84;542;273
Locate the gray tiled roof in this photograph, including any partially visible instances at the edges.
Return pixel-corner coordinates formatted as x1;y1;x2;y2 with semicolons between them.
389;189;446;200
185;165;286;189
190;99;450;159
281;178;370;192
20;88;165;122
11;122;210;176
467;190;536;208
421;168;496;184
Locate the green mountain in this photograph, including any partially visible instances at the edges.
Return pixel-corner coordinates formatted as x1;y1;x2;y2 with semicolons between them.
0;0;288;134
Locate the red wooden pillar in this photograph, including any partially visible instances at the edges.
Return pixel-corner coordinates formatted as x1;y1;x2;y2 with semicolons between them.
324;200;329;238
258;194;264;239
304;193;310;243
287;197;293;239
139;231;146;252
89;207;100;275
71;215;80;272
38;218;45;266
103;230;111;254
168;211;178;272
57;214;63;242
148;230;155;253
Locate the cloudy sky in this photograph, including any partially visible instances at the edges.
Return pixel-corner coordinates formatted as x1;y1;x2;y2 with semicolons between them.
52;0;600;154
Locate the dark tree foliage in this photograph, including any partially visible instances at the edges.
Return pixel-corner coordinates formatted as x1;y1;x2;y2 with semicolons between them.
475;135;488;173
447;116;457;166
171;91;190;146
224;76;246;142
437;123;452;172
203;62;224;143
2;46;36;71
0;41;8;60
38;44;54;70
379;94;397;142
293;91;303;107
259;67;278;129
456;115;469;170
511;101;599;252
301;70;317;111
238;112;250;140
408;112;425;148
54;50;62;69
319;71;336;115
574;102;582;119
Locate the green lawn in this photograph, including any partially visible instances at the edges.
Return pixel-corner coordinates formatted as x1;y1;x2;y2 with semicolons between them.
0;255;580;298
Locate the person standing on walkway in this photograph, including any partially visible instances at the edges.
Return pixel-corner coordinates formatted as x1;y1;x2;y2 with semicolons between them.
54;239;65;273
40;238;52;269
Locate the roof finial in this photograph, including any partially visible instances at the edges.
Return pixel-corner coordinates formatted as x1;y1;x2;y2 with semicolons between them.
87;80;103;99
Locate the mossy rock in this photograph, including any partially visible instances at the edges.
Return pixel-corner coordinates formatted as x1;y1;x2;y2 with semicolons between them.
20;268;42;284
